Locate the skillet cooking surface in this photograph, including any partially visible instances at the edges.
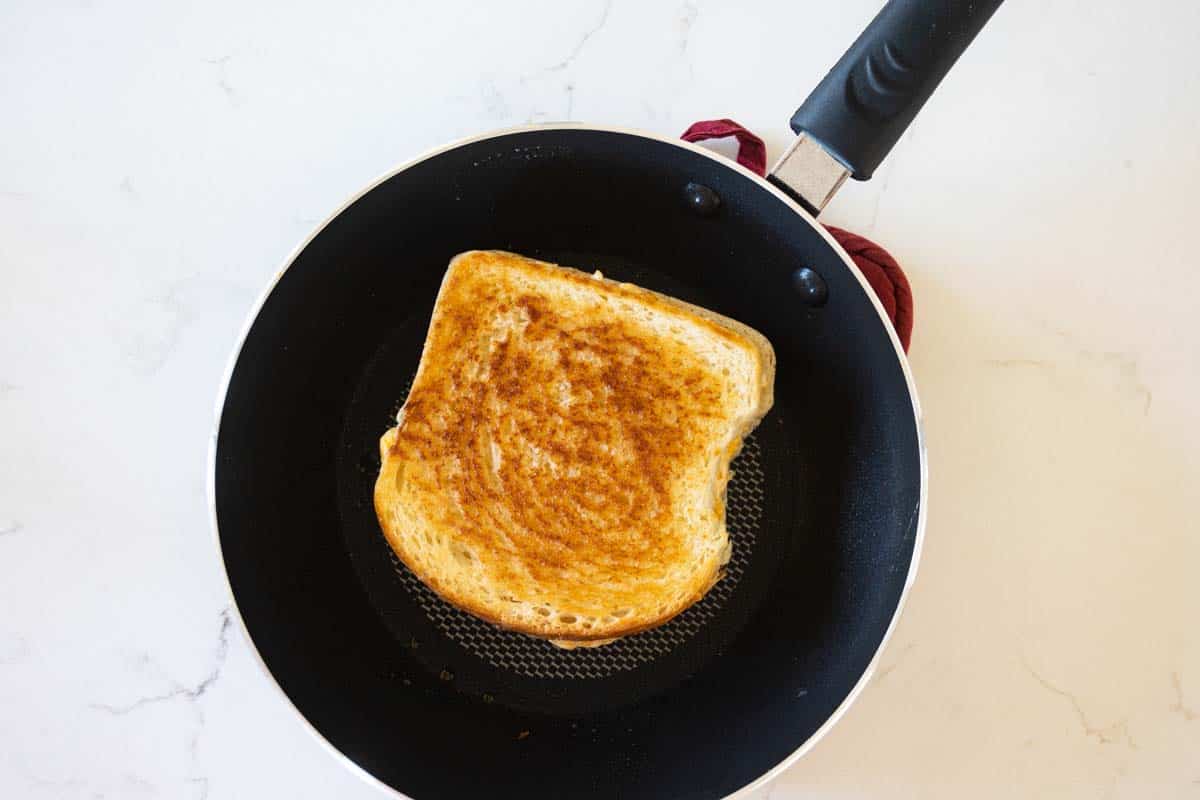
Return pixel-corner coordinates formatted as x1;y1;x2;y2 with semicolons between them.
214;128;921;799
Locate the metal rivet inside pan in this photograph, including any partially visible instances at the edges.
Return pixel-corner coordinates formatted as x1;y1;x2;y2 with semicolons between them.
682;181;720;216
792;267;829;307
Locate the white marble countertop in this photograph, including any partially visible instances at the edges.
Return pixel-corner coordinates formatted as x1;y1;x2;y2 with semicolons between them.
3;0;1198;797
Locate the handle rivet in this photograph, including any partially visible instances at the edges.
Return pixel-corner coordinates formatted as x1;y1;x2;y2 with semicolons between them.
792;267;828;307
683;182;721;216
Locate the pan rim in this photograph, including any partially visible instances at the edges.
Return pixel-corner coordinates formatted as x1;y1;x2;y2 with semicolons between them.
205;121;929;800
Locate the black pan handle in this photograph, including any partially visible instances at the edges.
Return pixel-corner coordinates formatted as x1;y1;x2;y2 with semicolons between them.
770;0;1004;212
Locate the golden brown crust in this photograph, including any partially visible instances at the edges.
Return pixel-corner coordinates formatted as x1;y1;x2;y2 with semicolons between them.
373;251;774;642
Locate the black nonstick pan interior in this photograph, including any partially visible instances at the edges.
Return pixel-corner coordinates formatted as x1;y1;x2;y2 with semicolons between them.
213;128;922;799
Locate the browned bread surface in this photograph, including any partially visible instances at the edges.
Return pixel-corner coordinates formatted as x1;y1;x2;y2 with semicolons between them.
374;251;774;642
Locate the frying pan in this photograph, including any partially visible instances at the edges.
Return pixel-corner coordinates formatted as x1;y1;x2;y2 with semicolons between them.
210;1;1002;797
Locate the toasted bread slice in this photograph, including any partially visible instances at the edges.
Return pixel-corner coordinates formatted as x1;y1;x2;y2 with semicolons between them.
374;251;774;643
